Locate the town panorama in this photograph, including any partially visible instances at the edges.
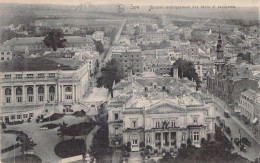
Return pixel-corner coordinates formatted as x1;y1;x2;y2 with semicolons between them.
0;1;260;163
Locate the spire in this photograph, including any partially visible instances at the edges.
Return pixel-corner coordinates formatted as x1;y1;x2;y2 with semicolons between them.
218;25;221;39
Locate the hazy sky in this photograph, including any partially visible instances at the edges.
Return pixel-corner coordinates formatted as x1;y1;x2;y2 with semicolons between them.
0;0;260;7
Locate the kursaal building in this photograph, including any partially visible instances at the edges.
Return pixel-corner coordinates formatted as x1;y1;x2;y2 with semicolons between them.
108;71;215;152
0;57;90;123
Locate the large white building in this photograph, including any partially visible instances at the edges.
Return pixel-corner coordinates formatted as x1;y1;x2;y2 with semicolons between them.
0;57;90;123
108;72;215;152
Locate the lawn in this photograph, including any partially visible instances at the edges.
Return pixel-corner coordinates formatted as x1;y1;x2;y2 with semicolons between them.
54;139;86;158
1;154;42;163
60;122;96;137
1;133;17;149
40;123;59;130
41;113;64;123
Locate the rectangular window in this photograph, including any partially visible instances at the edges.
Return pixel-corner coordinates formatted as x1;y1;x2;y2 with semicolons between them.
193;131;199;141
39;95;44;102
114;113;119;120
28;96;33;102
29;113;34;118
11;115;15;120
115;127;119;135
171;121;175;127
132;139;138;145
23;114;28;119
17;97;22;103
27;74;34;78
6;97;11;103
155;133;161;140
132;121;137;128
193;117;198;125
16;74;23;79
38;73;45;78
17;115;21;119
156;121;160;128
4;74;11;79
65;95;72;100
48;73;55;78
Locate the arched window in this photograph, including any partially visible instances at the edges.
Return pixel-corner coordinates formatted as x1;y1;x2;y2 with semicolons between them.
27;87;33;94
5;88;11;95
49;86;55;93
16;87;22;95
38;86;44;94
65;86;72;92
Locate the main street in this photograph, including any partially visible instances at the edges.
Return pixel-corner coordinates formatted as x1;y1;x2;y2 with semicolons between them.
102;19;126;66
212;100;260;161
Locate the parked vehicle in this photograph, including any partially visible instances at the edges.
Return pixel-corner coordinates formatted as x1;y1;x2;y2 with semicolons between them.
240;144;246;152
224;111;230;118
242;137;251;147
234;138;240;146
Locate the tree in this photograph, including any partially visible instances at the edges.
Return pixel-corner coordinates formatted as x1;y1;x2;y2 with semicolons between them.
94;40;104;53
57;121;68;140
169;59;201;89
134;26;140;36
0;29;17;43
43;29;67;51
96;59;124;96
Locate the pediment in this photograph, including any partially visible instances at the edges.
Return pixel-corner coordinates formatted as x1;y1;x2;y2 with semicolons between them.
146;102;185;114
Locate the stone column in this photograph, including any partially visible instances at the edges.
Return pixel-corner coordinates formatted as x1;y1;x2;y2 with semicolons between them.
62;85;64;102
0;86;2;104
12;86;15;103
45;84;48;102
55;85;58;102
75;85;78;101
34;85;37;103
72;85;75;102
22;85;26;102
169;132;171;147
161;132;163;147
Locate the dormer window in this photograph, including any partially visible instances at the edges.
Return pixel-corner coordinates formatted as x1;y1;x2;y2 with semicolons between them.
132;120;137;128
156;121;160;128
193;117;198;125
171;121;176;127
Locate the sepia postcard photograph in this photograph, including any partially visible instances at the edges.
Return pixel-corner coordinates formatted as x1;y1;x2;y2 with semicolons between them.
0;0;260;162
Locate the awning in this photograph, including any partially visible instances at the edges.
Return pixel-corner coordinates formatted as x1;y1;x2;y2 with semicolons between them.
252;117;258;124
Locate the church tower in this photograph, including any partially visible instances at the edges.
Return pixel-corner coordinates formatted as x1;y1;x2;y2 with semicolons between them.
215;26;225;73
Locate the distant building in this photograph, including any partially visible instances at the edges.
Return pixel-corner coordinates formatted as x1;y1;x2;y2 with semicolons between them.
92;31;104;44
207;29;258;109
0;47;13;62
238;89;260;124
60;26;80;35
113;48;143;76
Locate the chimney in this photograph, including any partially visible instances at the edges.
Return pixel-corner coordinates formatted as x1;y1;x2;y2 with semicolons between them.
127;69;132;81
237;56;242;64
173;65;178;79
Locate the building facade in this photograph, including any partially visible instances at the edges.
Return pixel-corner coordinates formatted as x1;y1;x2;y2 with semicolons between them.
238;89;260;124
0;57;90;122
108;73;215;152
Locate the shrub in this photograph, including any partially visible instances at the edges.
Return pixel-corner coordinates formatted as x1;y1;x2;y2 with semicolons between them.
146;145;153;151
140;142;145;150
2;123;6;129
7;120;24;125
187;138;192;146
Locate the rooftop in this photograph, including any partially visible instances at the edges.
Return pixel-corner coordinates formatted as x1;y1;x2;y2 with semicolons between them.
0;57;84;72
